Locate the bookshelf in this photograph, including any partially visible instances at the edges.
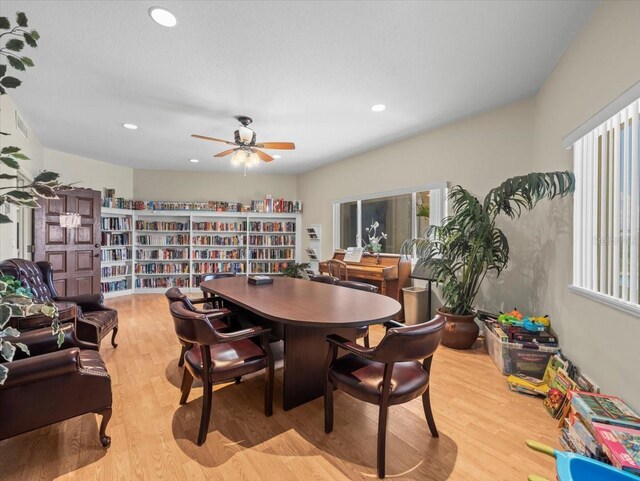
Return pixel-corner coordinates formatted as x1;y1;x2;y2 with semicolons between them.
100;209;301;295
100;207;134;298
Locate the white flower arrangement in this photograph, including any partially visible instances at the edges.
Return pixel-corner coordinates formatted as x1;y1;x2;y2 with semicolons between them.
363;219;387;253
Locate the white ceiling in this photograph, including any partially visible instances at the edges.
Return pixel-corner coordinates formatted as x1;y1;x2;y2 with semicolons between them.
1;0;598;174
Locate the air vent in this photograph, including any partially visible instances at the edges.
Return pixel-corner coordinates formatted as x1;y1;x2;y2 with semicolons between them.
15;110;28;140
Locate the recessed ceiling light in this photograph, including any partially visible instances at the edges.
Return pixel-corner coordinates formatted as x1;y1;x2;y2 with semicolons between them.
189;158;199;163
273;154;281;159
122;123;138;130
371;104;386;112
148;7;177;27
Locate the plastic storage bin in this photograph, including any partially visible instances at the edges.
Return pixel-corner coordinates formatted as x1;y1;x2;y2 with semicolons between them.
402;286;429;325
484;324;559;378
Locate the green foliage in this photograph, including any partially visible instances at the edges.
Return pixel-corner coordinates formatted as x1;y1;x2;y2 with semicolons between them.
417;203;430;218
282;262;311;279
402;171;574;315
0;12;38;95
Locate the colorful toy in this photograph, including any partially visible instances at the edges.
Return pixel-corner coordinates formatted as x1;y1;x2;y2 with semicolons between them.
498;310;551;332
525;440;639;481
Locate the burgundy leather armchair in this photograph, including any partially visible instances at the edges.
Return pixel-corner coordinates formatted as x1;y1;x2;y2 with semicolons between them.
324;316;445;478
0;258;119;348
0;324;113;447
169;301;274;445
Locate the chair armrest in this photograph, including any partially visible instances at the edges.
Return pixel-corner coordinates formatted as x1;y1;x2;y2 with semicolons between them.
189;297;210;305
215;326;271;343
1;348;80;389
54;293;105;311
197;307;232;318
5;324;98;360
326;334;375;359
383;320;405;330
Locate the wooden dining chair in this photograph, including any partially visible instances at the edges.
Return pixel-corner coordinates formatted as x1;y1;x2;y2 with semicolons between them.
337;280;379;348
308;274;340;285
169;301;274;445
324;316;445;478
200;272;236;309
164;287;231;367
326;259;349;280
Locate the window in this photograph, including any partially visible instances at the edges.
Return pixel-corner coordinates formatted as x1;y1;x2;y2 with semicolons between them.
571;97;639;314
333;183;448;254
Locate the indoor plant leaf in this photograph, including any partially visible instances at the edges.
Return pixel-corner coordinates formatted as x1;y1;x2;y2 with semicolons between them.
34;171;59;183
0;156;20;169
16;12;28;27
0;76;22;89
0;16;10;29
5;38;25;52
7;56;25;71
20;56;34;67
23;33;37;48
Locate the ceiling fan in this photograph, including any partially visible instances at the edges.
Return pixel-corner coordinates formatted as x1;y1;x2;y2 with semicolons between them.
191;116;295;169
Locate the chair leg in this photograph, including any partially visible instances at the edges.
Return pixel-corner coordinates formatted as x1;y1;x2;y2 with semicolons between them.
178;345;187;367
98;408;112;448
196;382;213;446
364;332;370;348
235;376;242;384
377;403;389;479
324;379;334;434
110;327;118;348
179;369;193;405
421;385;439;438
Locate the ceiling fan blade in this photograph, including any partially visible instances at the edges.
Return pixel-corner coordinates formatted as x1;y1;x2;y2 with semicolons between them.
254;142;295;150
254;149;274;162
214;148;238;158
191;134;236;146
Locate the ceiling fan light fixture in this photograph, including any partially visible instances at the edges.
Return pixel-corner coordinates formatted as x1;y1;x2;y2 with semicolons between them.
148;7;177;27
238;126;254;144
273;154;281;159
249;152;260;166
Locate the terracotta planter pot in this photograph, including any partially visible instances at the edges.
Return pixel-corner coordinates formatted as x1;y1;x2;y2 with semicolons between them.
436;308;479;349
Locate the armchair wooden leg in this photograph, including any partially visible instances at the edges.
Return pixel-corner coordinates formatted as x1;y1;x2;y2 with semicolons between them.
178;346;187;367
421;385;439;438
377;403;389;479
324;379;334;434
179;369;193;405
98;408;112;448
110;327;118;348
364;332;370;348
197;381;213;446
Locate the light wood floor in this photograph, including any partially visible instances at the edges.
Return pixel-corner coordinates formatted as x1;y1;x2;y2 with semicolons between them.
0;294;560;481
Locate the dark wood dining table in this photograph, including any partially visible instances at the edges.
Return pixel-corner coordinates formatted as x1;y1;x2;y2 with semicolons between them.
200;276;401;410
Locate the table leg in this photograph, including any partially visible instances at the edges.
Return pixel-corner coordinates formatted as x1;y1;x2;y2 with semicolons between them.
282;324;358;411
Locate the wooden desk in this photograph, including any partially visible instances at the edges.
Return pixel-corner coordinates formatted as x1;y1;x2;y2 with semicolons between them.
200;276;400;410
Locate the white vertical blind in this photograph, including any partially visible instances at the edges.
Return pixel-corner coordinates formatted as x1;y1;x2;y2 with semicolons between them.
573;98;640;309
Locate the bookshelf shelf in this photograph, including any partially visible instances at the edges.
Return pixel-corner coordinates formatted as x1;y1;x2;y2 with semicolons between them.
100;208;301;296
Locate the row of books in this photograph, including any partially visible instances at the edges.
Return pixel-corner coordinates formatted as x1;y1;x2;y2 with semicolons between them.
192;235;246;246
101;216;131;231
102;232;131;246
101;265;129;278
249;248;295;260
192;221;247;232
134;263;189;274
135;277;189;288
250;234;296;246
248;221;296;232
192;249;245;260
135;248;188;260
192;262;246;274
101;248;131;262
135;221;189;231
101;279;130;293
136;234;190;246
132;200;244;211
562;391;640;476
102;197;134;209
249;197;302;213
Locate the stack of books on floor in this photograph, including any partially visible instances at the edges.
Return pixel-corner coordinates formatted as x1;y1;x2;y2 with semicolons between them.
561;391;640;476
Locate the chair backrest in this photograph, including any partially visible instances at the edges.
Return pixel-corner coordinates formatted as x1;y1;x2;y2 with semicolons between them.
201;272;236;282
0;258;54;303
338;280;379;293
373;315;445;363
326;259;348;280
169;301;219;346
309;274;340;285
164;287;200;311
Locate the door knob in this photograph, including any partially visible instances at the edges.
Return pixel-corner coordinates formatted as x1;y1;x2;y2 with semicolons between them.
94;253;100;257
95;243;100;248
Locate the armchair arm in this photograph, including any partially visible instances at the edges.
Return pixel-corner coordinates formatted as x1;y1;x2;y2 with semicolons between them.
6;324;98;360
54;293;105;311
197;307;232;318
383;320;405;331
1;348;80;389
215;325;271;343
189;297;211;305
326;334;375;359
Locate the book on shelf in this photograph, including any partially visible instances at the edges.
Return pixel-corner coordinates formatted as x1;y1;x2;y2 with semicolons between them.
571;391;640;430
135;220;190;231
593;422;640;475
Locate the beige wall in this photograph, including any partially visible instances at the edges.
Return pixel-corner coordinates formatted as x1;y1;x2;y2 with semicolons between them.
133;170;298;204
529;1;640;410
298;98;537;309
44;148;134;198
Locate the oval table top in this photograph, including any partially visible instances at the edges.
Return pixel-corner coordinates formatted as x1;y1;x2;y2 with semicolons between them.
200;276;401;328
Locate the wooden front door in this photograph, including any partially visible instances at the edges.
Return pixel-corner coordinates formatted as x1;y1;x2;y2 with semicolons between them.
34;188;101;296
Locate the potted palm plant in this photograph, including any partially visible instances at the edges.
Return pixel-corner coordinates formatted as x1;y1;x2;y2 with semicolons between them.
402;171;574;349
